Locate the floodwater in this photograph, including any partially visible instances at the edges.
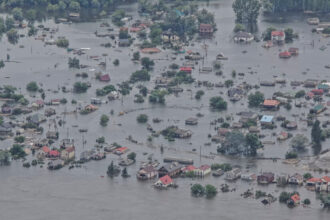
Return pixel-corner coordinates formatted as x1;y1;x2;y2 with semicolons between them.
0;0;330;219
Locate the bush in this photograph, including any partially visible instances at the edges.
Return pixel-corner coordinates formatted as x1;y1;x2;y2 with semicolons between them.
211;163;232;171
195;90;205;100
56;38;69;48
285;151;298;159
210;96;227;110
127;152;136;161
100;114;109;126
137;114;148;123
248;91;264;107
130;70;150;83
26;81;38;92
191;184;205;197
73;82;88;93
14;136;25;143
303;198;311;205
205;184;217;198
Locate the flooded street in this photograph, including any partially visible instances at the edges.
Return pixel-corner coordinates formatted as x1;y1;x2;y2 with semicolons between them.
0;0;330;219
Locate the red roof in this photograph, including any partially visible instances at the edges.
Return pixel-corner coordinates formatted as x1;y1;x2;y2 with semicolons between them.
49;150;60;157
141;48;161;54
199;165;211;171
291;194;300;203
180;67;192;72
307;177;322;183
279;51;291;57
159;175;173;185
311;89;323;95
271;31;284;37
65;146;75;153
116;147;128;153
183;165;196;172
263;99;280;106
99;74;110;82
322;176;330;183
42;146;50;153
306;92;315;98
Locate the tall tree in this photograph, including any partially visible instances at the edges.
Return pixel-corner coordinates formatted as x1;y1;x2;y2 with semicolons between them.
233;0;261;24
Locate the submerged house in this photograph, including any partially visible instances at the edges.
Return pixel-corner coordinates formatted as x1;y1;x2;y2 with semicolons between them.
158;162;182;177
154;175;173;188
199;24;214;36
260;115;274;126
263;99;280;110
61;146;75;161
194;165;211;177
288;173;303;185
257;172;275;184
271;31;285;44
137;165;158;180
234;31;254;43
225;168;241;181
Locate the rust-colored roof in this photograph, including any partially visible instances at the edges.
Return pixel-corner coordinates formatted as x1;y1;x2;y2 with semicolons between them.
159;175;173;185
263;99;280;106
141;48;161;54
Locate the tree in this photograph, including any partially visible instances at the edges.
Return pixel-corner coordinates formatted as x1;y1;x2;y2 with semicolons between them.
303;173;312;180
248;91;264;107
225;80;233;88
127;152;136;161
69;1;81;12
137;114;148;123
279;192;291;203
320;194;330;209
0;116;3;125
100;114;109;126
290;134;308;151
233;0;261;24
295;90;305;98
245;133;262;156
68;57;80;68
14;136;25;143
56;38;69;48
285;151;298;159
12;8;23;22
149;90;167;104
311;120;322;154
6;29;19;44
191;184;205;197
133;51;140;61
141;57;154;70
73;82;88;93
25;9;37;23
262;27;276;41
234;23;245;33
284;28;294;43
26;81;38;92
121;167;130;178
0;60;4;69
195;90;205;100
107;161;120;177
210;96;227;110
96;136;105;144
130;70;150;83
0;150;10;166
205;184;217;198
9;144;26;159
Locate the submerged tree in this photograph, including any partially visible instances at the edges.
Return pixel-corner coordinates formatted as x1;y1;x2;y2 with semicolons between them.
233;0;261;24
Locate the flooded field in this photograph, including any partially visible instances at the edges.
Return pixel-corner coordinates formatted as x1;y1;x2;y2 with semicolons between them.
0;0;330;219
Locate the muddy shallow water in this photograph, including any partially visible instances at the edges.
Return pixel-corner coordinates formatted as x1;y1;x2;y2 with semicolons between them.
0;0;330;219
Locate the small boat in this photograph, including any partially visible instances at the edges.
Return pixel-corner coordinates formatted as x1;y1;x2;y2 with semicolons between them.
79;128;88;132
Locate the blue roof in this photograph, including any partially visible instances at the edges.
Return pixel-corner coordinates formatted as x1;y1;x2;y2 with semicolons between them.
174;9;184;17
260;115;274;123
